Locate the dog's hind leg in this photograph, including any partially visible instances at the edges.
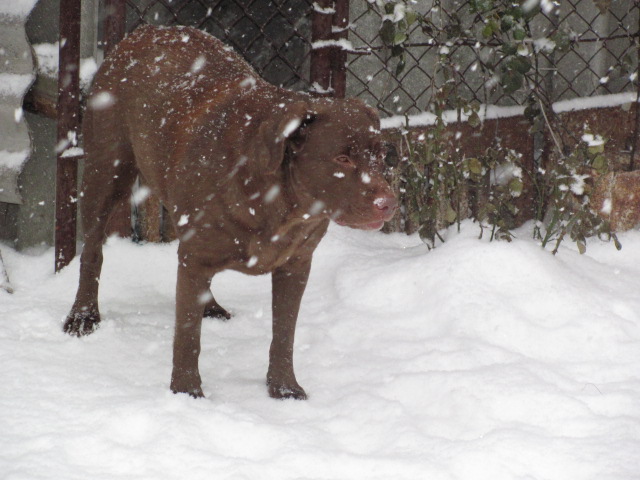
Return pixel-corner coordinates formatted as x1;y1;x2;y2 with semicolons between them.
64;122;137;336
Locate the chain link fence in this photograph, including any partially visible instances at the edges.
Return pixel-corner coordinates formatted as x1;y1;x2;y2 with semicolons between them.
348;0;639;116
54;0;640;263
105;0;639;117
114;0;315;90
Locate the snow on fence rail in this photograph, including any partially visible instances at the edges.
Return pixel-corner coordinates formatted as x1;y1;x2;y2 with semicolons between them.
380;91;640;130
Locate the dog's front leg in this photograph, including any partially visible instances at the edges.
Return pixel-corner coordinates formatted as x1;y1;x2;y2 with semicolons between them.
170;249;210;398
267;256;312;400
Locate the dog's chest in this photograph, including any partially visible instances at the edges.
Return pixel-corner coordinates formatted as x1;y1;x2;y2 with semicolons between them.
238;222;325;274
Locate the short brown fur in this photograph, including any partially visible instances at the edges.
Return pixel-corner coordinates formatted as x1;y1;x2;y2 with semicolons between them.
64;25;397;399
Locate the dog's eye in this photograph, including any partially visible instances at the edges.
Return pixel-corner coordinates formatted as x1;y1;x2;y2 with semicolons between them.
333;155;355;167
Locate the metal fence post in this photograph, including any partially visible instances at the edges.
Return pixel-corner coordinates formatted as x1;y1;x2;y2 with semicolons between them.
55;0;82;272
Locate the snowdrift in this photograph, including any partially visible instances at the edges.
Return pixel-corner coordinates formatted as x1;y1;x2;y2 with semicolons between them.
1;221;639;479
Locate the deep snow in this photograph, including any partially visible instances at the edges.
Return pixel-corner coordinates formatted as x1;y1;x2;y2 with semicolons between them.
1;221;639;479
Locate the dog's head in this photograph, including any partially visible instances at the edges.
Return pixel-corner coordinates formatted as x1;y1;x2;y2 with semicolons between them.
258;97;398;230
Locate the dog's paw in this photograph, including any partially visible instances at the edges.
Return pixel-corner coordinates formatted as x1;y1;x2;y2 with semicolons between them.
171;386;205;399
170;371;204;398
63;309;101;337
267;380;308;400
203;304;232;321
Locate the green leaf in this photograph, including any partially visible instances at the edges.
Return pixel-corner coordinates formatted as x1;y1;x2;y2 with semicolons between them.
509;56;531;74
577;240;586;254
468;111;481;128
380;20;395;46
524;103;541;122
513;28;526;41
482;23;493;38
500;15;514;32
551;31;571;52
592;154;606;173
502;43;517;56
470;0;488;13
508;177;524;197
393;31;408;46
588;143;605;155
507;6;524;20
395;56;406;76
391;45;404;57
467;157;483;175
421;21;434;37
501;70;523;93
489;19;500;35
405;10;418;26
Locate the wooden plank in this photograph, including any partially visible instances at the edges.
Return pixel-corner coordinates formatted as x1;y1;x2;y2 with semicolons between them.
310;0;334;95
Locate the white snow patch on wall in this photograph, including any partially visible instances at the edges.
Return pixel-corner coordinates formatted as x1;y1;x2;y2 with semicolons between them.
0;74;35;98
553;92;637;114
0;0;39;18
381;104;524;129
33;43;98;90
0;150;29;171
0;0;39;204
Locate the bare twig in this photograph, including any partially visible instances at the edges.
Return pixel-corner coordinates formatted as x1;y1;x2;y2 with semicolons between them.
629;14;640;171
538;97;565;157
0;251;14;294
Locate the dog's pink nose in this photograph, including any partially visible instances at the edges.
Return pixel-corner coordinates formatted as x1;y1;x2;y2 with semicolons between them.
374;196;398;213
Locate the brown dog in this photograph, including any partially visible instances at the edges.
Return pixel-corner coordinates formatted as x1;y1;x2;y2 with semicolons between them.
64;25;397;400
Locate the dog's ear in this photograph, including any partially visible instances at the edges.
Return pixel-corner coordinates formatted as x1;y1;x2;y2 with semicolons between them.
257;101;315;174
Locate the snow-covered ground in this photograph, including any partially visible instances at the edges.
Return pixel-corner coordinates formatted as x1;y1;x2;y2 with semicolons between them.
1;221;639;479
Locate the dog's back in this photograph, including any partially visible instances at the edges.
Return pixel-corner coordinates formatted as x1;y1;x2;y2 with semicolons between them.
93;24;260;112
84;25;265;203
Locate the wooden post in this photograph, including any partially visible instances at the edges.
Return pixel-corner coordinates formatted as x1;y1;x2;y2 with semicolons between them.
331;0;349;98
310;0;349;98
55;0;82;271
